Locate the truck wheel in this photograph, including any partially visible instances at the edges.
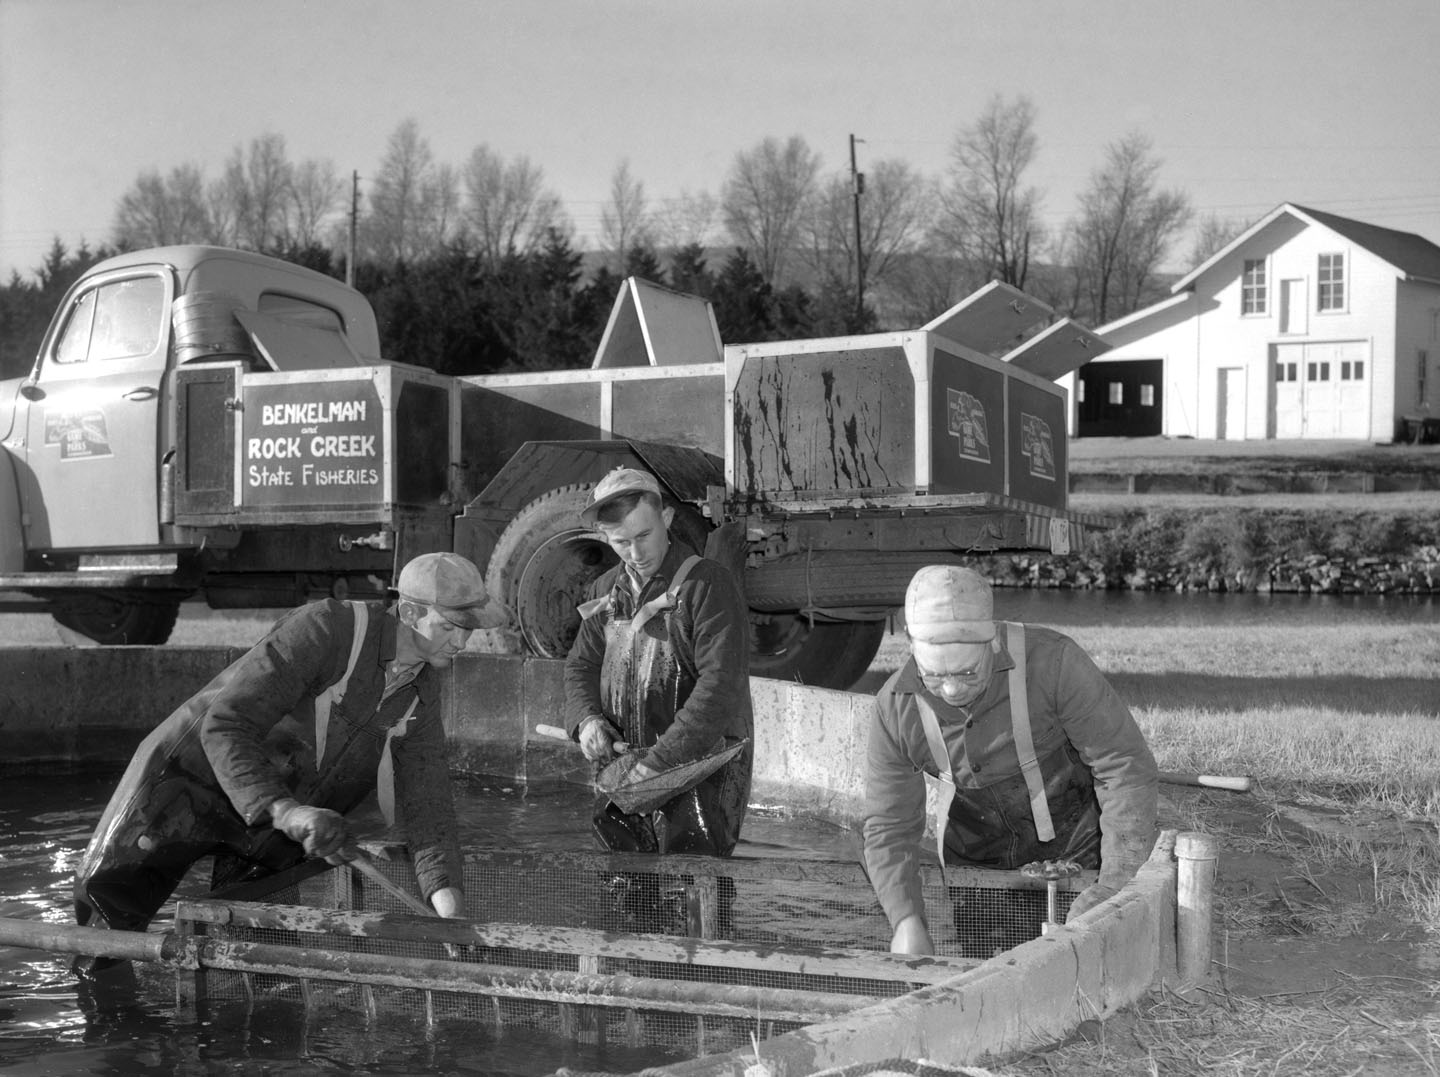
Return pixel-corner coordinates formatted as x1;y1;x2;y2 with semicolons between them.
486;484;710;658
749;615;885;690
53;597;181;646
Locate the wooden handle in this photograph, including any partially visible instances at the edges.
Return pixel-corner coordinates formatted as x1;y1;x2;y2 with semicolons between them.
1159;771;1253;793
349;852;435;917
534;723;570;741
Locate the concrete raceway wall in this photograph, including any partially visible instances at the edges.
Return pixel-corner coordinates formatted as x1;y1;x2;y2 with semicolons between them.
0;646;1185;1072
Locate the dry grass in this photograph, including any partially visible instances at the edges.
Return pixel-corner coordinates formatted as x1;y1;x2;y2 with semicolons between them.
1005;977;1440;1076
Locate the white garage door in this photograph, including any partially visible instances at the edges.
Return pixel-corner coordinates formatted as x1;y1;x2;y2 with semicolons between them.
1272;341;1369;439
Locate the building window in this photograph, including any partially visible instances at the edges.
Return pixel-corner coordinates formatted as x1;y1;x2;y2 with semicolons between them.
1306;361;1331;381
1140;384;1155;406
1318;253;1345;311
1276;361;1298;382
1420;350;1429;405
1340;360;1365;380
1108;382;1124;405
1241;259;1267;314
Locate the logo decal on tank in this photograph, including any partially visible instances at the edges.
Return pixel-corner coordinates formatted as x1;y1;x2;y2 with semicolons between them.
1021;412;1055;480
946;389;990;463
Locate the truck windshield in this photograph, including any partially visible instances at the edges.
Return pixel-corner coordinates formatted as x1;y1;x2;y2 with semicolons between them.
54;275;165;365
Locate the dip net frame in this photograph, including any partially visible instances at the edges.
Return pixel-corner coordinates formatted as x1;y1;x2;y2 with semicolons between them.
172;845;1091;1060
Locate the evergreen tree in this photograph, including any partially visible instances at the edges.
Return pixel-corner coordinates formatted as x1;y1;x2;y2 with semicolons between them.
711;248;776;343
668;243;713;298
622;244;664;283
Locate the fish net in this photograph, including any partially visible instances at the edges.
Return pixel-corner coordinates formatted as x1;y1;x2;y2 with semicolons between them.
173;845;1091;1062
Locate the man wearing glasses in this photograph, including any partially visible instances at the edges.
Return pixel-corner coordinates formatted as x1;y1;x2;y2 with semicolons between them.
862;565;1157;956
74;552;510;969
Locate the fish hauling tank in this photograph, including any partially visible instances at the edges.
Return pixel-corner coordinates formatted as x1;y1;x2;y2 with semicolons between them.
25;836;1090;1070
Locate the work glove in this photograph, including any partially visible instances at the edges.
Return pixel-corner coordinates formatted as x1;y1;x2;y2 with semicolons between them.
271;798;353;864
578;716;628;762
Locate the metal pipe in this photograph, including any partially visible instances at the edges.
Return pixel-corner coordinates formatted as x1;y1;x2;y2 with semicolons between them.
0;914;873;1024
0;917;175;964
201;938;874;1023
1175;831;1218;984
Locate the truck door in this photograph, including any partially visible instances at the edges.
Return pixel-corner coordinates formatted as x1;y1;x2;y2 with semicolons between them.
20;268;173;550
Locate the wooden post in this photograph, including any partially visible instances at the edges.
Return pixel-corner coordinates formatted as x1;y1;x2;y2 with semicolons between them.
1175;832;1218;984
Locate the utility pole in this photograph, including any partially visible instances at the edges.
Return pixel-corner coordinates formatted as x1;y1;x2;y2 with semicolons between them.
346;171;359;287
849;134;866;323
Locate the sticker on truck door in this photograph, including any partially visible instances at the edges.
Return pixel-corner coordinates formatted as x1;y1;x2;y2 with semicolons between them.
43;410;113;459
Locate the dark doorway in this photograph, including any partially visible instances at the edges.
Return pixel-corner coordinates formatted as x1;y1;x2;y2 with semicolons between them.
1077;359;1163;437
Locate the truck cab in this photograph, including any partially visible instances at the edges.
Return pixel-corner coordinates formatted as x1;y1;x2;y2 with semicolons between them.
0;247;399;642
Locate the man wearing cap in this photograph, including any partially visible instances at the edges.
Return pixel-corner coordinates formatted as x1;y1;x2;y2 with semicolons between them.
563;467;752;862
862;565;1157;956
74;552;509;958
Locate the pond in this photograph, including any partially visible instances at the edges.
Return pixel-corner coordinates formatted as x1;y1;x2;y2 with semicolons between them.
0;768;858;1077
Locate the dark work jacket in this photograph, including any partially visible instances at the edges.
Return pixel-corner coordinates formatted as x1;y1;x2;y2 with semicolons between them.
861;624;1158;931
564;540;752;769
564;539;752;856
77;600;462;901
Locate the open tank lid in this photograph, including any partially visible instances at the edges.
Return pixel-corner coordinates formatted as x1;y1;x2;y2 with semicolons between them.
592;277;723;368
1000;317;1111;380
920;280;1054;356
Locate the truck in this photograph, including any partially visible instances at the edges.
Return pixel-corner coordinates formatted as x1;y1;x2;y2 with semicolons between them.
0;245;1111;688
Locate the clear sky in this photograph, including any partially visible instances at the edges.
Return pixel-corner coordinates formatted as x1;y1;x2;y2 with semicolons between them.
3;0;1439;280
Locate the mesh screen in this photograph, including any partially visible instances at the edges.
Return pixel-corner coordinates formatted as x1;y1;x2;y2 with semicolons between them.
175;846;1092;1059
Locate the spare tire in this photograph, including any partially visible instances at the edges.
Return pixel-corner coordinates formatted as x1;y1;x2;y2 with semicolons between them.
484;483;710;658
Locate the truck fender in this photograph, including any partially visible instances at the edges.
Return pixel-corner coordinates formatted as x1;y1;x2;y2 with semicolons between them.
0;445;24;574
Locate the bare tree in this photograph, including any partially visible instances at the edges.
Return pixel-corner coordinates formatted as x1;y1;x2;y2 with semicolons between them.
1187;211;1249;269
802;158;934;297
462;145;566;264
423;162;462;251
364;118;445;263
289;159;344;249
112;164;212;248
936;94;1044;288
653;189;718;250
599;159;651;270
229;134;294;250
721;135;821;286
1070;131;1192;323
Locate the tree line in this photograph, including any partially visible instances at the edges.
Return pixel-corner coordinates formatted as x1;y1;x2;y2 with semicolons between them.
1;96;1250;382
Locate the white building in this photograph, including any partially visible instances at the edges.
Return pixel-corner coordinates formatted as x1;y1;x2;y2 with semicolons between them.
1070;203;1440;442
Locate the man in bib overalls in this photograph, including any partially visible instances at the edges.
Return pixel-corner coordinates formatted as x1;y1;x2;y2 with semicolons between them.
74;552;508;957
862;565;1157;956
564;467;753;874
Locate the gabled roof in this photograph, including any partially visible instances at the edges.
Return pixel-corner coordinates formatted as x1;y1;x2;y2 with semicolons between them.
1173;202;1440;292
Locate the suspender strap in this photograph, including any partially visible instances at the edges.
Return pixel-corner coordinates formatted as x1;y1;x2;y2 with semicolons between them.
631;554;704;634
913;695;954;784
376;695;422;827
315;602;369;771
911;694;957;869
1006;621;1055;842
